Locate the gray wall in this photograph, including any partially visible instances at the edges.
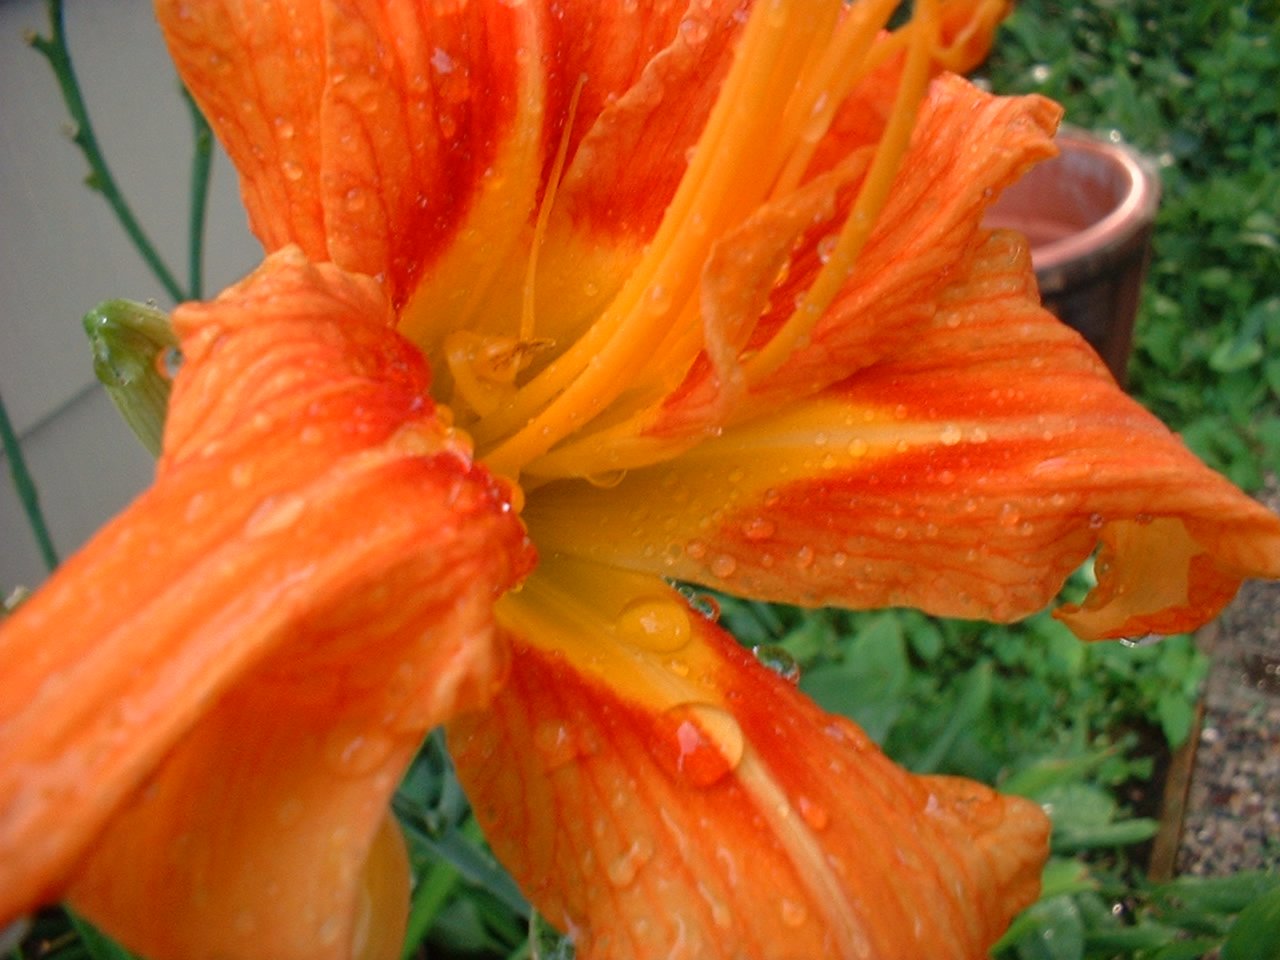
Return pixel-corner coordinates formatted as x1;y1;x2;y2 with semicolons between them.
1;0;262;588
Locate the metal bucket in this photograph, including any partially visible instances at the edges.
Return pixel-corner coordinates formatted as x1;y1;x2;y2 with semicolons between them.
985;128;1162;384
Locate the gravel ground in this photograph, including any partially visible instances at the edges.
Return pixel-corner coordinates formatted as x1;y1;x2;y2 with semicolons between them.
1176;483;1280;876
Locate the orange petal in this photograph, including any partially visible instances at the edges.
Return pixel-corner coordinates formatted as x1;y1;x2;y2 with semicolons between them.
524;230;1280;637
661;74;1063;441
155;0;330;259
450;559;1047;960
0;251;532;957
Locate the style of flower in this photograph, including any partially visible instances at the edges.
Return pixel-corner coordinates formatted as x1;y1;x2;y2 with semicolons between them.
3;1;1280;959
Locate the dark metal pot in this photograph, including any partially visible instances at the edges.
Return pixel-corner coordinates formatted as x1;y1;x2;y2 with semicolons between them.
985;128;1162;384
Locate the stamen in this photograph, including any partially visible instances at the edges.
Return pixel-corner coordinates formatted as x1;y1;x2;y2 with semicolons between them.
770;0;901;200
743;0;940;385
521;74;587;343
478;0;831;478
445;332;554;420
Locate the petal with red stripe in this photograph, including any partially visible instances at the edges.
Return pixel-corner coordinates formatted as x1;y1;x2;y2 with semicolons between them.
450;559;1047;960
525;231;1280;638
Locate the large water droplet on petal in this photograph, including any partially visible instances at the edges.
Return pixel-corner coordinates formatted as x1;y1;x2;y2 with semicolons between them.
661;703;744;788
796;794;829;830
615;597;692;653
532;720;594;770
752;644;800;684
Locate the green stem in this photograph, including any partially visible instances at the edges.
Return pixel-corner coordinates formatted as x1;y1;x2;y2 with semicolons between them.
183;88;213;301
401;858;462;960
0;392;59;573
28;0;185;303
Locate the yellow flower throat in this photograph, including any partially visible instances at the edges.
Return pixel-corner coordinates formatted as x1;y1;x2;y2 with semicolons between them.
405;0;1005;487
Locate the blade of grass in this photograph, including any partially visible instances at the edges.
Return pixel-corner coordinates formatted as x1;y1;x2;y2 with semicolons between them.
182;88;212;301
0;391;58;573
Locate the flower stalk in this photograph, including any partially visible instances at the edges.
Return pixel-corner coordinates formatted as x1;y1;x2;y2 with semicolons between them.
0;393;58;574
27;0;211;304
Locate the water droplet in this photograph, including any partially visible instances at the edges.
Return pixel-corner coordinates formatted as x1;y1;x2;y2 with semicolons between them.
688;593;721;622
430;47;455;73
796;545;815;568
797;795;829;830
1088;512;1105;530
1119;633;1163;648
607;836;655;887
317;915;342;946
703;885;732;929
230;463;253;488
661;703;744;787
585;469;627;488
615;597;691;653
533;720;590;769
156;345;183;379
678;16;710;43
939;424;962;446
710;553;737;578
323;726;393;777
244;493;306;538
282;159;304;181
997;502;1020;528
647;283;672;313
686;540;708;560
753;644;800;684
780;898;808;928
344;187;367;212
848;437;869;458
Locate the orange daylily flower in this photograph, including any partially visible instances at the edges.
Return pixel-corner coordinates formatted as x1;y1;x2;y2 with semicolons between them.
4;1;1280;959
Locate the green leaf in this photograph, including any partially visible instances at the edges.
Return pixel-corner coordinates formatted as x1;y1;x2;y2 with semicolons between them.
912;662;993;773
1160;870;1280;915
68;912;140;960
800;663;902;743
801;614;908;743
1208;335;1263;373
1156;689;1196;748
1005;895;1085;960
1222;885;1280;960
1152;940;1225;960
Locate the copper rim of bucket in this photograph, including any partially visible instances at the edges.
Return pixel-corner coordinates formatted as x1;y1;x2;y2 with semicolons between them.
1030;128;1162;274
